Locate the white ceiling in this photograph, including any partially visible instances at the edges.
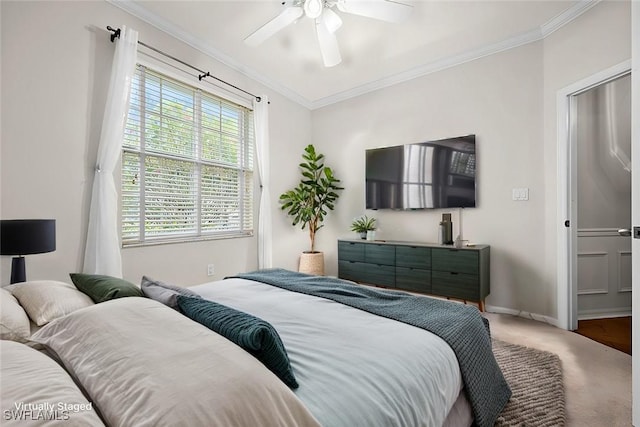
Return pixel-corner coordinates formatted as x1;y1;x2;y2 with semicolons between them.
111;0;597;109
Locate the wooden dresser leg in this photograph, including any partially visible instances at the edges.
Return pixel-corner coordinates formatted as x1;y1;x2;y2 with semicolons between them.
478;300;485;312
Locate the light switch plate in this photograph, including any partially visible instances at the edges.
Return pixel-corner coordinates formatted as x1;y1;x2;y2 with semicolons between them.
512;188;529;201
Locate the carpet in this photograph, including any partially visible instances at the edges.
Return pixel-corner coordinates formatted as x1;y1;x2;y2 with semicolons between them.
493;339;566;427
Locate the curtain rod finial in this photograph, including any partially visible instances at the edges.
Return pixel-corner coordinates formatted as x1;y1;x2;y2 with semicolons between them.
107;26;121;43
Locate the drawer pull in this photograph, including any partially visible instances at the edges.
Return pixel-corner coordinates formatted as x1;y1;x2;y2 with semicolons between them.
450;272;459;275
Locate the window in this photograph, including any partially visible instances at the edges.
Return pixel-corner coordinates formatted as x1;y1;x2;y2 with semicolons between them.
122;65;254;245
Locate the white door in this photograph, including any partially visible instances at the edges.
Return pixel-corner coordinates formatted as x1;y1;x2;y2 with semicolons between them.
575;74;632;319
631;3;639;424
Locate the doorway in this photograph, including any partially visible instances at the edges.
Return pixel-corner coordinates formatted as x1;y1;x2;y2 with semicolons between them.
556;60;632;331
575;73;632;321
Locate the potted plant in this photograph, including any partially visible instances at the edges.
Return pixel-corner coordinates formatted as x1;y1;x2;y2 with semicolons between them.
350;215;376;240
280;144;343;275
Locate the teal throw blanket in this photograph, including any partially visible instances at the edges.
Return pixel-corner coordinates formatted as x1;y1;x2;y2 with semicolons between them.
177;295;299;389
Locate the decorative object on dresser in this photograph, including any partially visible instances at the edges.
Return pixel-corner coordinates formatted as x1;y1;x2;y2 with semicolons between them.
279;144;343;275
350;215;377;239
439;213;454;245
337;239;490;311
0;219;56;284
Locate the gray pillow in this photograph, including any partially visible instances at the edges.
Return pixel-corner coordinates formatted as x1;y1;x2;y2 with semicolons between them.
140;276;201;309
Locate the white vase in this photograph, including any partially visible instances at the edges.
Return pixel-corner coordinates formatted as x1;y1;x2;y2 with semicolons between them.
366;230;376;241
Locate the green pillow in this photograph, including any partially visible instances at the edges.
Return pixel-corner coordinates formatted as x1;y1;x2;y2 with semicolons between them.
176;295;298;389
70;274;143;303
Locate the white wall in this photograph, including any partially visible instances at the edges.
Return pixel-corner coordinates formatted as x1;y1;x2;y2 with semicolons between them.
312;41;547;315
576;76;631;229
311;0;631;320
0;0;311;286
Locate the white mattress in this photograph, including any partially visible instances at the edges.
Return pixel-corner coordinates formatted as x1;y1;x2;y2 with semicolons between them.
192;278;473;427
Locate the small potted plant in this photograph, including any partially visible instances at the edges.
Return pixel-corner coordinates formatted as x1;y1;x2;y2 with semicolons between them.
350;215;376;240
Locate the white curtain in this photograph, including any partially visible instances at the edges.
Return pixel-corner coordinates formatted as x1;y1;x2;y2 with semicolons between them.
253;96;273;269
83;26;138;277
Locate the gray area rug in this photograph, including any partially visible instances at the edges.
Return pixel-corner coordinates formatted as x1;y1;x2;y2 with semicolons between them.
493;339;566;427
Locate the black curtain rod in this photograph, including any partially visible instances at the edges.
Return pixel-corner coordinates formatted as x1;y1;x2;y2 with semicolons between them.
107;26;262;103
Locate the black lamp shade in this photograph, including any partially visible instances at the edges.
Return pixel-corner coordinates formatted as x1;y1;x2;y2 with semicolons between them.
1;219;56;255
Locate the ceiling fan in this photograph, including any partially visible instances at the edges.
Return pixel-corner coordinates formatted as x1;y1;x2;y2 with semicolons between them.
244;0;413;67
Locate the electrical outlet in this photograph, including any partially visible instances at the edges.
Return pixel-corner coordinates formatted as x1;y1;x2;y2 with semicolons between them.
207;264;215;276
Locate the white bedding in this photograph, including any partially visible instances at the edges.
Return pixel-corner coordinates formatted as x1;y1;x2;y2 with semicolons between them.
30;298;320;427
0;340;105;426
192;278;472;427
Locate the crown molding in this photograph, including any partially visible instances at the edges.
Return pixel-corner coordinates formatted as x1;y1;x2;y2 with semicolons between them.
540;0;600;37
310;26;544;109
106;0;601;111
310;0;601;109
105;0;314;109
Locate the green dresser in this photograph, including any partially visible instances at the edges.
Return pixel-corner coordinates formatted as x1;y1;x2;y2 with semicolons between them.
337;239;490;311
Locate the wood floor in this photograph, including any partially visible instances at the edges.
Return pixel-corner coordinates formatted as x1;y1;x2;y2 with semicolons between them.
574;316;632;355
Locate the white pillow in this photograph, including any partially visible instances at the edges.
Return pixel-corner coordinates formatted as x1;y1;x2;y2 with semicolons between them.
0;288;31;342
8;280;94;326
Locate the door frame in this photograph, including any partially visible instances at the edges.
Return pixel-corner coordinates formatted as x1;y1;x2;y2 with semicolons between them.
556;60;632;331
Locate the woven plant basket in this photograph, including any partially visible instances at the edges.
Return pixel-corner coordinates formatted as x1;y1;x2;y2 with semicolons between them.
299;252;324;276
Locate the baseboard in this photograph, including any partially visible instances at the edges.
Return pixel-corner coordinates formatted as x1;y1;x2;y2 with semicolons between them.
577;308;632;320
485;304;560;328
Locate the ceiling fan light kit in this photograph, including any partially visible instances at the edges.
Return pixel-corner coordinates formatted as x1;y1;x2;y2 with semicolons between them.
244;0;413;68
304;0;324;19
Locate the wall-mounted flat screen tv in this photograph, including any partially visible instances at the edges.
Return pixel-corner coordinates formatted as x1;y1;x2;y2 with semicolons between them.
365;135;476;210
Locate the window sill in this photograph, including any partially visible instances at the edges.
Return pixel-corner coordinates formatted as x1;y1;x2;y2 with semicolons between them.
122;232;254;249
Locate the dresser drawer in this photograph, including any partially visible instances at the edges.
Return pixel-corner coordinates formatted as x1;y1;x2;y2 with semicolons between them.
432;248;478;274
395;267;431;293
339;261;395;287
338;241;365;262
365;244;395;265
338;260;366;282
431;271;480;301
396;246;431;269
362;264;395;287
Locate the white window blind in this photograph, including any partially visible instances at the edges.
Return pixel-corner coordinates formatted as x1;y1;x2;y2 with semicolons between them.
122;65;254;245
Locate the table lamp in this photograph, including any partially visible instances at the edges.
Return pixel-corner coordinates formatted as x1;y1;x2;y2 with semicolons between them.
1;219;56;284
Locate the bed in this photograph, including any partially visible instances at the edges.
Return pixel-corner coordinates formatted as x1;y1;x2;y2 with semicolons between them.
0;269;510;427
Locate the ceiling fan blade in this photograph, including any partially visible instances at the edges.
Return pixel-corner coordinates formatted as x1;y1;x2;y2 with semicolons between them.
323;8;343;33
316;15;342;67
336;0;412;23
244;6;304;46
